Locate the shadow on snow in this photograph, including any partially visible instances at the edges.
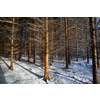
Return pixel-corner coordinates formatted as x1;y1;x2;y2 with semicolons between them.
13;61;43;79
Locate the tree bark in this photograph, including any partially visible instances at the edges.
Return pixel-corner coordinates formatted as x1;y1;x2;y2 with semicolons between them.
28;31;32;61
42;17;45;67
24;42;26;57
33;31;36;63
6;31;9;58
50;17;54;62
18;27;23;61
89;17;99;84
68;18;70;64
0;28;3;56
76;18;78;61
10;17;15;70
86;19;89;63
0;29;1;56
59;18;62;60
65;17;69;69
94;17;99;68
43;17;50;81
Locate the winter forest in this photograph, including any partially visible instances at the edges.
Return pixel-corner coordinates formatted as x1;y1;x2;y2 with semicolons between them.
0;17;100;84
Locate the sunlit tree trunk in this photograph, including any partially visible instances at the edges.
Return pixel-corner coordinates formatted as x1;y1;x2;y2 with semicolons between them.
94;17;99;67
65;17;69;69
89;17;99;84
43;17;50;81
10;17;15;70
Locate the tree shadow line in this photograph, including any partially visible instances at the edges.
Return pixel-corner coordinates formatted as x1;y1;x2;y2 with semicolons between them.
1;58;10;69
59;73;89;84
51;70;89;84
1;57;44;83
19;58;42;67
13;61;44;79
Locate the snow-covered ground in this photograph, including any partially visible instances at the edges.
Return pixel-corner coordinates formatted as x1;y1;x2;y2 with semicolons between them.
0;56;100;84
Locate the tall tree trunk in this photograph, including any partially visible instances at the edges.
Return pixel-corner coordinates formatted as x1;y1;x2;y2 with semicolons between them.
65;17;69;69
94;17;99;68
28;31;31;61
50;17;54;62
42;17;45;67
24;42;26;57
83;54;85;60
10;17;15;70
39;35;40;57
59;18;62;60
76;18;78;61
18;28;23;61
6;39;9;58
60;36;62;60
43;17;50;81
68;18;70;64
0;29;1;56
6;31;9;58
15;29;19;60
0;28;3;56
51;30;54;62
33;31;36;63
89;17;99;84
39;32;41;59
86;19;89;63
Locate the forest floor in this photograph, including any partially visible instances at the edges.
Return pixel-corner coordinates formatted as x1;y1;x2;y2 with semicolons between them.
0;56;100;84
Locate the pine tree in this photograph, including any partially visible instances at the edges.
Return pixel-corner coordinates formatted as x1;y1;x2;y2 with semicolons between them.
50;17;54;62
33;29;36;63
28;31;32;61
24;42;26;57
76;18;78;61
18;27;23;61
6;31;10;58
10;17;15;70
94;17;99;67
0;26;3;56
86;18;89;63
65;17;69;69
68;18;70;64
59;18;62;60
89;17;99;84
43;17;50;81
42;17;45;67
